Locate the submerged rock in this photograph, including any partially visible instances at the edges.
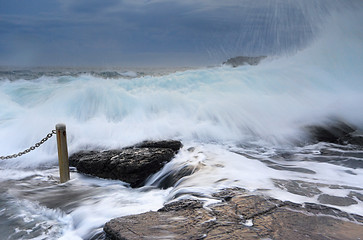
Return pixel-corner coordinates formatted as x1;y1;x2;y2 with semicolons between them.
69;140;182;188
273;179;322;197
104;188;363;240
318;194;358;206
223;56;266;67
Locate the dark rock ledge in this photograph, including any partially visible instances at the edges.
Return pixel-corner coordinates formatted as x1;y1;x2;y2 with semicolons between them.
69;140;183;188
104;188;363;240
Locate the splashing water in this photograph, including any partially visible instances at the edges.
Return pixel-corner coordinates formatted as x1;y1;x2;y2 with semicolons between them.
1;2;363;239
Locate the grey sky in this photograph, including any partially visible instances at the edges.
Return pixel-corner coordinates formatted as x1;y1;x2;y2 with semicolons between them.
0;0;350;67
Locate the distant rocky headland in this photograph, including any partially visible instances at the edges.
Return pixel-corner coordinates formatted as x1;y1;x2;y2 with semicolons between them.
223;56;266;67
0;66;194;81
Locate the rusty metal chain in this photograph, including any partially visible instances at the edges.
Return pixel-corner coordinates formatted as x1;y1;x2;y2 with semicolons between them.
0;130;57;160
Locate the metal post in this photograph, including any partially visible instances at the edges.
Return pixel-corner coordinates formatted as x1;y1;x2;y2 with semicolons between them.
56;123;70;183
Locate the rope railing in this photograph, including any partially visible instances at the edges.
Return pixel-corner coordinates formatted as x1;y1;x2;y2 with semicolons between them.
0;124;70;183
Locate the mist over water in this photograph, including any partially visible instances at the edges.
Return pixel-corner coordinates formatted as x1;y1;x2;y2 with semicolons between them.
202;0;361;63
0;2;363;239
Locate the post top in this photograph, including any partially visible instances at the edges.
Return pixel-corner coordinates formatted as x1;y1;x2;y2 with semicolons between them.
56;123;66;130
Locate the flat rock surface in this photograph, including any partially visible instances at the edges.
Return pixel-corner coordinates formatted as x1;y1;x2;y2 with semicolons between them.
69;140;182;187
104;188;363;240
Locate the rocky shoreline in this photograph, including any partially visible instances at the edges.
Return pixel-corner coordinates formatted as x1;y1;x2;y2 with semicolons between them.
67;122;363;239
104;188;363;240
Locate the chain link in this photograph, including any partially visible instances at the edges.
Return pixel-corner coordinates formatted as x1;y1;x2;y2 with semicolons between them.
0;130;57;160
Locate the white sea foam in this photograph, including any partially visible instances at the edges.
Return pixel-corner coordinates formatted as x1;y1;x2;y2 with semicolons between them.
1;57;362;167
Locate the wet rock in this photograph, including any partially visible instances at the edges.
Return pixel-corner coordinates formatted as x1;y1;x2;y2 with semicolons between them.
345;169;358;175
104;189;363;240
159;199;203;212
273;179;322;197
69;140;182;188
318;194;358;206
223;56;266;67
349;191;363;201
148;161;205;189
104;207;212;240
268;165;316;174
341;132;363;146
151;165;198;189
300;202;360;221
306;121;359;145
310;155;363;169
135;140;183;153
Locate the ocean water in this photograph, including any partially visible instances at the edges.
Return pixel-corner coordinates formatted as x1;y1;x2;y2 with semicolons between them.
1;4;363;240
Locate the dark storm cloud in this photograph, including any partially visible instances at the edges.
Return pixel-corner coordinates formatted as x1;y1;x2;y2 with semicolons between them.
0;0;341;67
0;0;229;66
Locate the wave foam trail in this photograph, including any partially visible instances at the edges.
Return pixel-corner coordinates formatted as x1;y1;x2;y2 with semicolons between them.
154;143;363;215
